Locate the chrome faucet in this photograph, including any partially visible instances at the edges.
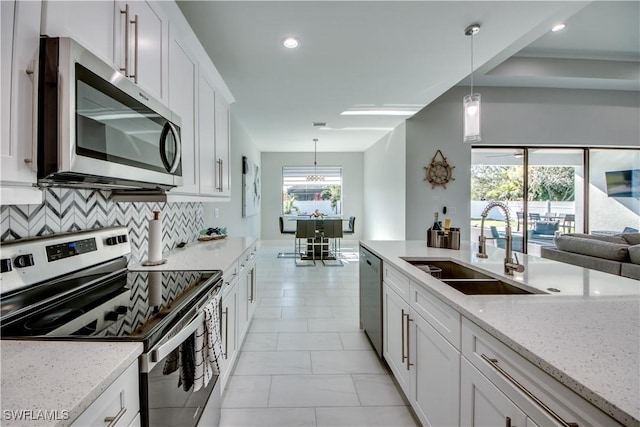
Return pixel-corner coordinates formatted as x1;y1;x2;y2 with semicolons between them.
477;201;525;275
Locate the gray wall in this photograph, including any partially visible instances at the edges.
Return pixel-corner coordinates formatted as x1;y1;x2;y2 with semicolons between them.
203;115;261;239
363;122;406;240
402;86;639;240
261;151;364;241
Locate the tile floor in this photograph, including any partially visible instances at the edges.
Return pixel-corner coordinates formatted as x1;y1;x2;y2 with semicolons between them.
219;241;418;427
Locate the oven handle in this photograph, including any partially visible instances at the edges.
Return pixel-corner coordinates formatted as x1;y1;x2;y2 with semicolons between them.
149;311;204;363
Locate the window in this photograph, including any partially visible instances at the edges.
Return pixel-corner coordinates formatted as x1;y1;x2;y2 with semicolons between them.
471;147;640;255
282;166;342;216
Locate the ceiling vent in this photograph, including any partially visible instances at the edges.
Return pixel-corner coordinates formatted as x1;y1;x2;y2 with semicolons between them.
312;122;327;127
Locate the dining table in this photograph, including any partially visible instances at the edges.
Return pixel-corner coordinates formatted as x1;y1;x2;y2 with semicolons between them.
288;217;347;261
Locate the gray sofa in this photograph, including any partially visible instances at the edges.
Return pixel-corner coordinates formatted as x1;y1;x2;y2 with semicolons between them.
541;233;640;280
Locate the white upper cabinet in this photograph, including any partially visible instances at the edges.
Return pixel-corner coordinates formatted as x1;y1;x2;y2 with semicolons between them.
41;1;116;65
115;1;168;103
169;33;199;195
1;0;234;203
214;94;231;196
198;74;217;196
1;0;43;205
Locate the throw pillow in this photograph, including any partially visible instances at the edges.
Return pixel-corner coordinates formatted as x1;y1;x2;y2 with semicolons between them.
621;233;640;246
534;221;559;234
629;245;640;265
555;235;630;262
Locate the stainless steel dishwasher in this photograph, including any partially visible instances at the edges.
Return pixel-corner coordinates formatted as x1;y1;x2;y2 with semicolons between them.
359;245;383;358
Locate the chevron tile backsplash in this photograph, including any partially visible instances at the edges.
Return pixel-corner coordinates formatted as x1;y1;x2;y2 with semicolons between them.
0;188;204;264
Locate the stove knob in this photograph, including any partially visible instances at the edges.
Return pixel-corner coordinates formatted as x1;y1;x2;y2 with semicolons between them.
115;305;128;315
1;258;12;273
117;234;128;243
14;254;34;268
104;311;120;321
105;237;118;246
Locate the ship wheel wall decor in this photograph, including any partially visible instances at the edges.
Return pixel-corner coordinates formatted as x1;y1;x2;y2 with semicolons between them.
424;149;455;189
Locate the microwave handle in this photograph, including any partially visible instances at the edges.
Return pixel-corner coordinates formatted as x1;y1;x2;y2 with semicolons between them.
159;122;182;174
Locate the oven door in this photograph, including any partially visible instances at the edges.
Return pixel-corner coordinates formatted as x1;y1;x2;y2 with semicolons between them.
139;296;221;427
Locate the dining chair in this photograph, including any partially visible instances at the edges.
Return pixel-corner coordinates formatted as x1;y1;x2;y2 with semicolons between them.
322;219;343;266
343;216;356;235
528;213;541;228
295;220;317;266
562;214;575;233
279;216;295;235
516;212;524;232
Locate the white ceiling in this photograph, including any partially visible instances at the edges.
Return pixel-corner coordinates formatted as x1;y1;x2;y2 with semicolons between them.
176;1;639;153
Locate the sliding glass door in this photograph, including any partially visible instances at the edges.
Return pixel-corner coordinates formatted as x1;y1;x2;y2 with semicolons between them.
472;147;639;254
589;149;640;234
471;148;525;253
527;149;584;255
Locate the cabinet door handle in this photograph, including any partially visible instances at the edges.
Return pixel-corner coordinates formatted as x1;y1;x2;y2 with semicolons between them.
401;309;407;364
481;354;578;427
120;5;130;76
217;159;223;192
505;416;511;427
104;391;126;426
223;307;229;359
406;314;413;370
249;269;255;302
131;14;139;83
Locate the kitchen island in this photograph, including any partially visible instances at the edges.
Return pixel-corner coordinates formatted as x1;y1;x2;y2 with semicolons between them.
361;240;639;426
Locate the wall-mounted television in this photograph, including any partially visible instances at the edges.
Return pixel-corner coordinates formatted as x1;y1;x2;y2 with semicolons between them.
605;169;640;198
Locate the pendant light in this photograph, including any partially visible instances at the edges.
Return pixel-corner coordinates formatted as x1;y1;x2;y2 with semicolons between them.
463;24;481;143
306;138;324;181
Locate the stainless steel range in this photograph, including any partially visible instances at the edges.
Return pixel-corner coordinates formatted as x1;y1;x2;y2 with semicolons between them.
0;227;223;427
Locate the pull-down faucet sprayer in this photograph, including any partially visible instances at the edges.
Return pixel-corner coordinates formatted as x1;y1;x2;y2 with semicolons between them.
477;201;525;275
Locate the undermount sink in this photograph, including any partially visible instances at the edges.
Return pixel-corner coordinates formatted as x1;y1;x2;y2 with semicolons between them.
401;259;543;295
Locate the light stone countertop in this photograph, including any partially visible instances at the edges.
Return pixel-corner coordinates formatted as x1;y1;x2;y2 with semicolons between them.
129;236;258;272
360;240;640;427
0;237;256;427
0;340;143;427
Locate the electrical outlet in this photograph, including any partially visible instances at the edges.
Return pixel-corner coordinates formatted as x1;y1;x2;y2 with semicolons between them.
449;207;457;215
214;208;220;218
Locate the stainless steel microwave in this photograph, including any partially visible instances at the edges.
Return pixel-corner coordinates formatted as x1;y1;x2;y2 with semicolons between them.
36;37;182;191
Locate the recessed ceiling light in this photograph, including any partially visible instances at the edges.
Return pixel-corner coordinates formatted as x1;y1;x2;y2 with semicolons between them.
282;37;300;49
551;23;566;32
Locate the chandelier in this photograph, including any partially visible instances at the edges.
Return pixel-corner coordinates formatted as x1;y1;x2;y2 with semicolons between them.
463;24;481;143
306;138;325;181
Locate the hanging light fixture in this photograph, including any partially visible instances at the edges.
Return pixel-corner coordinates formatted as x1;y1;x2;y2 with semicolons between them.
463;24;481;143
306;138;325;181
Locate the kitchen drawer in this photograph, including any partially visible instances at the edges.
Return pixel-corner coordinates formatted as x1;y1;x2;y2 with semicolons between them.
461;318;621;427
71;360;139;427
239;244;257;274
410;282;461;350
383;264;410;302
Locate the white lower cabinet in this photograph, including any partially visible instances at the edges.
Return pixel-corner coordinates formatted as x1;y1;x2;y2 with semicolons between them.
71;361;140;427
383;266;461;426
219;276;238;390
383;283;411;395
461;318;621;427
382;263;620;427
237;244;258;344
409;309;460;427
460;357;529;427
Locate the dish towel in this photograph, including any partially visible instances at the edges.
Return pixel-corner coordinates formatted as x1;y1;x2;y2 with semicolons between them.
193;295;224;392
178;334;195;391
